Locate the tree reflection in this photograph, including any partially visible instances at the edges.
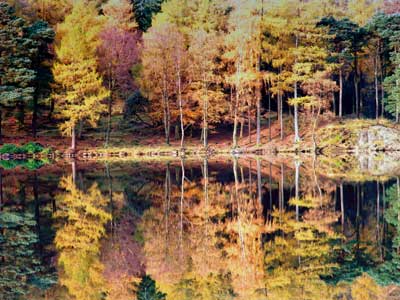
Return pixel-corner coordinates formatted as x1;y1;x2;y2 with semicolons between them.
54;176;111;300
3;158;400;299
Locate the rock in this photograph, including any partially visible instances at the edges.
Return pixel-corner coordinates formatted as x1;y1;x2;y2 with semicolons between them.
357;152;400;176
356;125;400;152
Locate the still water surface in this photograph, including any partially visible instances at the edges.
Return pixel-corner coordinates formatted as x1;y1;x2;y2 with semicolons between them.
1;157;400;299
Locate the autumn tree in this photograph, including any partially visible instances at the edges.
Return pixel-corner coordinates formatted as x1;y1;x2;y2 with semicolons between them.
52;0;108;151
98;0;140;146
54;176;111;300
224;0;264;147
140;22;187;145
10;0;72;26
189;29;227;147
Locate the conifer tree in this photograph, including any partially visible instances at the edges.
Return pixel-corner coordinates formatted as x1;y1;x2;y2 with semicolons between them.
0;2;53;141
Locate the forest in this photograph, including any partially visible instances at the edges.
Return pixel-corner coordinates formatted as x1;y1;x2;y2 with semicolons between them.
3;2;400;299
1;0;400;153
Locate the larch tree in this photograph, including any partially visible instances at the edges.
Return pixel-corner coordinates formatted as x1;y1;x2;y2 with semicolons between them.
288;0;336;143
347;0;382;26
15;0;72;26
224;0;264;148
262;0;296;140
54;176;111;300
102;0;137;32
151;0;228;146
52;0;109;151
188;29;225;148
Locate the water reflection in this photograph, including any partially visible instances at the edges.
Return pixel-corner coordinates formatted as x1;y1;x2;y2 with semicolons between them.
0;157;400;299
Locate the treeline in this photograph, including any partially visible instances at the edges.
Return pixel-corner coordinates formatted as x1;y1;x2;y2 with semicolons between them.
0;0;400;150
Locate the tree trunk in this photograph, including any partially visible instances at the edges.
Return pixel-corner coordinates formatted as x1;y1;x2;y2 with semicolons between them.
233;53;243;149
17;103;25;131
0;109;2;144
380;55;385;117
0;170;2;212
256;81;261;146
77;119;83;139
32;95;38;139
268;87;272;141
340;183;344;232
354;53;360;118
248;105;251;143
279;92;283;140
294;35;300;143
312;99;322;153
294;102;300;143
375;54;379;120
162;73;170;145
240;119;244;139
203;83;208;148
48;98;55;121
339;68;343;118
204;158;208;205
71;160;76;186
105;162;114;232
180;158;185;257
233;87;239;148
71;126;76;152
33;171;40;231
280;163;284;213
178;69;184;149
257;158;262;204
165;163;171;242
397;79;400;123
105;95;112;147
295;160;300;221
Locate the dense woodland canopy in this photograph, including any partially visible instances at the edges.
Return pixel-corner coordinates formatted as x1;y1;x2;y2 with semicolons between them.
1;0;400;149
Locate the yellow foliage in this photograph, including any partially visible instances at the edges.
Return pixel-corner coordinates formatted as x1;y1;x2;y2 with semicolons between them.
54;176;111;300
52;0;108;136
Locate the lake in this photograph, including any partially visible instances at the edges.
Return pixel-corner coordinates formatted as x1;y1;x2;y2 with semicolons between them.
1;156;400;300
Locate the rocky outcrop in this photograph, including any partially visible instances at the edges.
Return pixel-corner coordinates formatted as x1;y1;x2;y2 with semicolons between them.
356;125;400;152
358;151;400;176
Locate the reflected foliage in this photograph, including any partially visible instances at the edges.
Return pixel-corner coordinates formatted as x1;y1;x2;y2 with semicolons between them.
0;210;56;299
2;159;400;299
54;176;111;300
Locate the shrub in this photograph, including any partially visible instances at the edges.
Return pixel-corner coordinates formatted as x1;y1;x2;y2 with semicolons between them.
0;144;26;154
22;142;44;154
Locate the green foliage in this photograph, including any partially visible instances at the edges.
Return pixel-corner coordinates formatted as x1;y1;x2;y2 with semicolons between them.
0;142;49;154
132;0;164;31
0;159;46;170
0;210;56;299
367;183;400;286
0;144;27;154
23;142;44;153
136;275;167;300
124;91;149;120
0;2;54;110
